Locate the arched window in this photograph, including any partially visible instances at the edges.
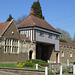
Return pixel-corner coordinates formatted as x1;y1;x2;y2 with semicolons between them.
70;52;72;57
61;51;64;57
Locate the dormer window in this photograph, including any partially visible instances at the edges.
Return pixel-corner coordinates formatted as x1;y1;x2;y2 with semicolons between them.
48;33;52;39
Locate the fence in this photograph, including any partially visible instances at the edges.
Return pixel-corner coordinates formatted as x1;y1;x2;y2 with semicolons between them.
49;63;62;75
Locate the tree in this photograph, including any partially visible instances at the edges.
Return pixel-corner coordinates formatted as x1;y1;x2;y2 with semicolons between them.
31;0;44;19
16;15;28;24
6;14;13;22
56;28;72;42
73;33;75;42
59;38;67;42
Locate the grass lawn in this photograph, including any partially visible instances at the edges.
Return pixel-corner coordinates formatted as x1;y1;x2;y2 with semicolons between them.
0;63;53;75
0;63;17;68
0;63;45;70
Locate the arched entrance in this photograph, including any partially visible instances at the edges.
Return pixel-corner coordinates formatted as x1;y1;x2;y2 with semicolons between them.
56;53;58;63
29;51;33;59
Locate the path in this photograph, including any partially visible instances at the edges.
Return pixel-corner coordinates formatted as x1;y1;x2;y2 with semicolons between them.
0;71;26;75
58;73;73;75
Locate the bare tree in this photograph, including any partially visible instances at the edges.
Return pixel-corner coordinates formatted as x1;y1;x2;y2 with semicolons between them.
16;14;28;24
56;28;72;42
73;33;75;42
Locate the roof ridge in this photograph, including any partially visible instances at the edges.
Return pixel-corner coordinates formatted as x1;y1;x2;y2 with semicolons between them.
29;15;36;25
18;15;60;34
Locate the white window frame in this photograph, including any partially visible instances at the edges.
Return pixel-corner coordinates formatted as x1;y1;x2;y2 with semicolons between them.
4;38;19;54
61;50;64;57
70;52;72;57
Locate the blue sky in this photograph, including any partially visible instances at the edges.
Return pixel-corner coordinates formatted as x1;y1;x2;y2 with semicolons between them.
0;0;75;38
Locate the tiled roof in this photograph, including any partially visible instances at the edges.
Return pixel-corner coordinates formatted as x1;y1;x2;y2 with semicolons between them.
0;22;10;35
17;15;60;34
60;42;75;48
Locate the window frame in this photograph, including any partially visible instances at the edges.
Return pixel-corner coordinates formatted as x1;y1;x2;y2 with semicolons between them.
61;50;64;57
39;31;44;37
48;33;52;39
4;38;19;54
70;51;72;57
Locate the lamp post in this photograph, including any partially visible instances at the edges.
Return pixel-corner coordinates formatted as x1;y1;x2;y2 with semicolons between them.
67;50;69;66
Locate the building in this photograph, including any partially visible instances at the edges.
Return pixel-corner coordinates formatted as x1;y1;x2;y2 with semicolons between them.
0;20;28;63
0;10;75;63
59;42;75;63
0;9;61;63
17;9;60;63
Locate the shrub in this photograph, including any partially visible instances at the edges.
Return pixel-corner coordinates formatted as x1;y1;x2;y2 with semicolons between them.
26;59;49;67
17;62;25;67
66;66;69;73
59;38;67;42
22;62;25;67
17;59;49;67
25;61;35;67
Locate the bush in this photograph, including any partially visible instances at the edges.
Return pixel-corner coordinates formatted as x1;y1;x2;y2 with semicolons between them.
26;59;49;67
25;61;35;67
66;66;69;73
59;38;67;42
17;59;49;67
17;62;25;67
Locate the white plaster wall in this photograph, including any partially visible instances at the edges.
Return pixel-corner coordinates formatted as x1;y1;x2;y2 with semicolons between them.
36;30;59;51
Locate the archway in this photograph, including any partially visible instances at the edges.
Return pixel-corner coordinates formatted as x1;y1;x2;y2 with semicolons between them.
29;50;33;59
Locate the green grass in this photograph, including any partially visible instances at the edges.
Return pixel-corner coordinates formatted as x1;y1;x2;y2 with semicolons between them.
64;62;74;63
0;63;45;70
0;63;53;75
0;63;17;68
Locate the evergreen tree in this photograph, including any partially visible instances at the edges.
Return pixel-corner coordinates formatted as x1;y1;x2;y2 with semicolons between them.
31;0;44;19
6;14;13;22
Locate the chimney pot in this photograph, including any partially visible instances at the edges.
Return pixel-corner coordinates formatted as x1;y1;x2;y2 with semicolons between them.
30;8;35;15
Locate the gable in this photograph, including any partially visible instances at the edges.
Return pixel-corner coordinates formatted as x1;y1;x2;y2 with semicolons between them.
2;21;20;40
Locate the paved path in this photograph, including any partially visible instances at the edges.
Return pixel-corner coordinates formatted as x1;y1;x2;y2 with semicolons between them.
58;73;73;75
0;71;18;75
0;71;26;75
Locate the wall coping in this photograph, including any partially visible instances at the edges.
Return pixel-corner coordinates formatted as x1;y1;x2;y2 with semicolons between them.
0;67;45;72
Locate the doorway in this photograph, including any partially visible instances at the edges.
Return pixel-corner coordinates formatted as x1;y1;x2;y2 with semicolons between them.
56;53;58;63
29;51;33;59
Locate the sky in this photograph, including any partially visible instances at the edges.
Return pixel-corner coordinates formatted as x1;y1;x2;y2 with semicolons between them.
0;0;75;38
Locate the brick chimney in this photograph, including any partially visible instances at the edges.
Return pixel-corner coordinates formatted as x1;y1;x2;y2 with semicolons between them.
30;8;35;15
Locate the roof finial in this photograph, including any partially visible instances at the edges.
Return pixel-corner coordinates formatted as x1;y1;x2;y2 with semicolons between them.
30;8;35;16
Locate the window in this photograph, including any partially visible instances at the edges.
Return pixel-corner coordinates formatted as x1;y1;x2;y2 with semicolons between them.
48;33;52;39
40;31;44;37
5;38;19;53
61;51;64;57
20;31;24;34
55;35;59;40
70;52;72;57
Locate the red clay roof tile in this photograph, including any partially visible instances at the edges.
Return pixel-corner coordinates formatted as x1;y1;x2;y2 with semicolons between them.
0;22;10;35
60;42;75;48
17;15;60;34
